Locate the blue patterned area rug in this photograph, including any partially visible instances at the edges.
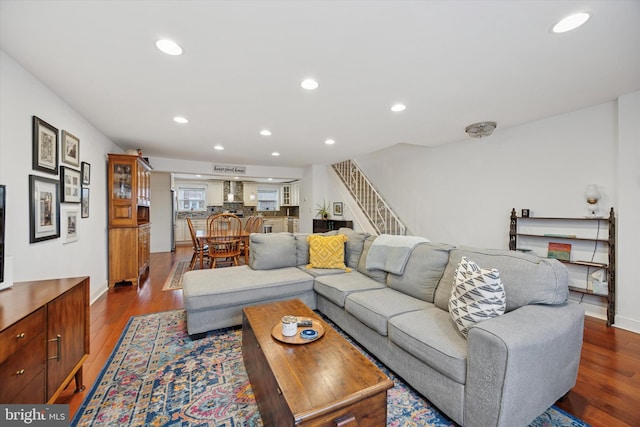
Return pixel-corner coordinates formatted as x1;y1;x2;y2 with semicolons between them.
72;309;589;426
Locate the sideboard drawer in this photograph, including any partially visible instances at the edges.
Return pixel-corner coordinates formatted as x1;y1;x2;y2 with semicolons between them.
0;307;45;364
0;331;46;403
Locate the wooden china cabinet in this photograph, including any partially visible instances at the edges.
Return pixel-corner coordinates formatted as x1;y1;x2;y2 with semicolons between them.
107;153;151;287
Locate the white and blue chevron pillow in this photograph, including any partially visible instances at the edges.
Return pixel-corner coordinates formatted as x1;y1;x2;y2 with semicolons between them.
449;256;506;338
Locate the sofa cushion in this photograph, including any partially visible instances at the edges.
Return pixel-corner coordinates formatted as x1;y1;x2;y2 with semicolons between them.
339;227;368;269
388;309;468;384
344;288;432;336
434;246;569;312
307;234;350;270
449;257;506;337
182;265;314;311
314;270;386;307
387;242;454;303
299;266;350;278
357;235;387;283
249;233;297;270
294;233;310;265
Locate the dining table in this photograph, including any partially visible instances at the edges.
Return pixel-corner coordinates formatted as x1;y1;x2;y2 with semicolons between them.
195;229;251;268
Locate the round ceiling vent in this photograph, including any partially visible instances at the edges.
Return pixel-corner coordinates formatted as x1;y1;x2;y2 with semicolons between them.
465;121;497;138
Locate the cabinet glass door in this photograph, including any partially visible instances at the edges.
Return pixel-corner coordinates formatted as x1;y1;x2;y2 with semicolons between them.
113;163;132;199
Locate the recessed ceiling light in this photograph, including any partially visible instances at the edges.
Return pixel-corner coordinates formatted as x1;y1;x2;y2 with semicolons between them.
214;145;224;151
173;116;188;124
268;178;273;181
325;139;336;145
272;152;280;156
260;129;272;136
552;12;590;33
391;103;406;112
301;78;319;90
156;39;183;55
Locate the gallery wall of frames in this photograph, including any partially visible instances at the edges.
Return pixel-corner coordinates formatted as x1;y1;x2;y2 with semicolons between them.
29;115;91;246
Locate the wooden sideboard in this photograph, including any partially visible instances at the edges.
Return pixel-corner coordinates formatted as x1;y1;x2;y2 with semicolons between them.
0;276;89;403
312;219;353;233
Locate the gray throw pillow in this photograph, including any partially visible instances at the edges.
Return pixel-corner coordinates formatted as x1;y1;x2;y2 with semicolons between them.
249;233;297;270
339;227;369;269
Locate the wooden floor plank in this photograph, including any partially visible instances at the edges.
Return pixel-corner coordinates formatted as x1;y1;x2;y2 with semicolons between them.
54;247;640;427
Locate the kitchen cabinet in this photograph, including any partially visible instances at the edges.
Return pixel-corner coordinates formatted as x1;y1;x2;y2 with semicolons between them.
108;153;151;287
281;184;291;206
208;181;224;206
0;276;89;403
243;182;258;207
291;182;300;206
262;218;287;233
175;219;187;244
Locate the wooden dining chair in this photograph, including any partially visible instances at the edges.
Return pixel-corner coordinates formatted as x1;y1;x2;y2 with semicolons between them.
251;216;264;233
241;216;255;258
207;213;242;268
206;213;220;232
186;217;209;270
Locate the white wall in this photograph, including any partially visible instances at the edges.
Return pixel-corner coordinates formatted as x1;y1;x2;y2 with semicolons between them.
355;98;639;333
616;91;640;332
0;51;119;302
150;172;172;253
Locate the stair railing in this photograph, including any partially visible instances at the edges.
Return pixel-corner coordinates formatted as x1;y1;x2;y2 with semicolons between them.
332;160;406;235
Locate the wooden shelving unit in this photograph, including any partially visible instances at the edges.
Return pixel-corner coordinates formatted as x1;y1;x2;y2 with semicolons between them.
107;153;152;287
509;208;616;326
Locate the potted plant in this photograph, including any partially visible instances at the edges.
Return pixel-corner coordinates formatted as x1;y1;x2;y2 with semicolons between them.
315;200;330;220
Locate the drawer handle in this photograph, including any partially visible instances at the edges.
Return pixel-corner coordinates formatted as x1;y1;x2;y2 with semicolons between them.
16;369;25;375
48;334;62;361
276;387;282;395
16;333;25;339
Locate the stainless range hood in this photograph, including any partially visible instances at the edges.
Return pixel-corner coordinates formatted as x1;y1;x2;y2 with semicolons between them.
226;180;243;202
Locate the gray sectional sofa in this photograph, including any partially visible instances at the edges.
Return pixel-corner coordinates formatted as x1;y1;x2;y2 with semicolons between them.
182;229;584;427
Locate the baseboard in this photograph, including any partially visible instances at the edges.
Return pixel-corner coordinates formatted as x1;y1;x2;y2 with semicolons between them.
90;281;109;305
611;315;640;334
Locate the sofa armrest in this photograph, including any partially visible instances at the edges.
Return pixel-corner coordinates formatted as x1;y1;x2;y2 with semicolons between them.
464;302;584;427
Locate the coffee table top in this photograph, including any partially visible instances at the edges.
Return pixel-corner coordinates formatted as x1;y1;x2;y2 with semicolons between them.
243;299;393;423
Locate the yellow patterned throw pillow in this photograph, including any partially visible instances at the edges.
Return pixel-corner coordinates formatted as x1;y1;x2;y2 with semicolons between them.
307;234;351;271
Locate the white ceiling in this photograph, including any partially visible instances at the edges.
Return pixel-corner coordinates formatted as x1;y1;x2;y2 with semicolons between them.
1;1;639;169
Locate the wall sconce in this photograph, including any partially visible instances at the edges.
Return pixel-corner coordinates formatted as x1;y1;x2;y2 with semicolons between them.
584;184;601;217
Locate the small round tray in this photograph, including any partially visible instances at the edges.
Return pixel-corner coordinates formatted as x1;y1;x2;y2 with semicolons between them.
271;317;325;345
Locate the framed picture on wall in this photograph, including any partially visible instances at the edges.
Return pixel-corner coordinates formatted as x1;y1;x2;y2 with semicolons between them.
29;175;60;243
81;161;91;185
61;130;80;167
62;206;79;244
32;116;59;174
81;187;90;218
333;202;343;216
60;166;81;203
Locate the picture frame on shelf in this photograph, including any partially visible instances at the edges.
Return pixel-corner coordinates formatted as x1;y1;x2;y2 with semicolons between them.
62;206;79;244
61;130;80;167
333;202;343;216
60;166;81;203
81;187;90;218
521;208;530;218
32;116;59;174
81;161;91;185
29;175;60;243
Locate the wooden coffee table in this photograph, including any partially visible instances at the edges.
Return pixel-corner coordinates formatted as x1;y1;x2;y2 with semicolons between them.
242;299;393;426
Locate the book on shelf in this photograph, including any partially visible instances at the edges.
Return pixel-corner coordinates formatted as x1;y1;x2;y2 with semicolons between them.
543;233;577;238
547;242;571;261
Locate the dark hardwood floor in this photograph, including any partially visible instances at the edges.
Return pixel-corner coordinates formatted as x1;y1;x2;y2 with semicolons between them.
55;247;640;426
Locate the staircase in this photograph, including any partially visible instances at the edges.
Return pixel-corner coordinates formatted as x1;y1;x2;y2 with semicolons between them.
332;160;406;235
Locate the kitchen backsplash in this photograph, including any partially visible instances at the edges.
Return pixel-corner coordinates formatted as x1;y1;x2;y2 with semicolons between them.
177;204;298;219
